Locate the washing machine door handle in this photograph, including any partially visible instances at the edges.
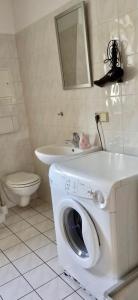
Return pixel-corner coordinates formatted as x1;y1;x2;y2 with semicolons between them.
58;198;100;269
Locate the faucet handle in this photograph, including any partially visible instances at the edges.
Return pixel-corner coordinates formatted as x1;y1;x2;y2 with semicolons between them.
73;132;80;139
72;132;80;147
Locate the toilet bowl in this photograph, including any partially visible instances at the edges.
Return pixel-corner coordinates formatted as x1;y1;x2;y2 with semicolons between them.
4;172;41;207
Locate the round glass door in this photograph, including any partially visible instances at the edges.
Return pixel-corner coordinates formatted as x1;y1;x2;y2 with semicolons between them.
64;208;89;258
58;198;100;269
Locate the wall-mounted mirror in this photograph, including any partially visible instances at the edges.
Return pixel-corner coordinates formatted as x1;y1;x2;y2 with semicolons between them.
55;1;92;90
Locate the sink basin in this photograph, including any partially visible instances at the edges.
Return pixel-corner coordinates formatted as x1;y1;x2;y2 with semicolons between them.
35;144;100;165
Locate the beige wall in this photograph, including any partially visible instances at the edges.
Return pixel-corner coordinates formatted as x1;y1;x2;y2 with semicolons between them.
12;0;70;32
16;0;138;200
0;34;34;206
0;0;15;33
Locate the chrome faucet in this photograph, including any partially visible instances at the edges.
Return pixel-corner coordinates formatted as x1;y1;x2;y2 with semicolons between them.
65;132;80;148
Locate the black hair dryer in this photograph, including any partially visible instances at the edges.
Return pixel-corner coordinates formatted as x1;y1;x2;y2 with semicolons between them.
94;40;124;87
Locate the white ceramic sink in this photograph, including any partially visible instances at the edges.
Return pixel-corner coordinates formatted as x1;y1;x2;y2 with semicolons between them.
35;144;100;165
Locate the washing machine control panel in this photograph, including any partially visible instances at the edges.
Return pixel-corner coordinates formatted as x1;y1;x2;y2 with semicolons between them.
65;178;106;208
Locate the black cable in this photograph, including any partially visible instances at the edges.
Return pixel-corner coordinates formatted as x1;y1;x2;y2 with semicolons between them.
95;114;103;150
104;40;121;68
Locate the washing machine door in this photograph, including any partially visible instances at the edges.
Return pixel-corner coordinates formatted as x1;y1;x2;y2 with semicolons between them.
58;198;100;269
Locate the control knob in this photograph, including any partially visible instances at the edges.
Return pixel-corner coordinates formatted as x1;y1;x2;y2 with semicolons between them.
95;191;106;208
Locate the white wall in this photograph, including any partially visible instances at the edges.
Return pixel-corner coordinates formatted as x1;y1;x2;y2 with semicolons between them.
0;0;15;33
12;0;70;32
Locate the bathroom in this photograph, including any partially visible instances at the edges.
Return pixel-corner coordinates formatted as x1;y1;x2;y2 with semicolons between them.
0;0;138;299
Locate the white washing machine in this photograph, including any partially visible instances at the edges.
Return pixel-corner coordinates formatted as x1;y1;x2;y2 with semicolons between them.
49;151;138;300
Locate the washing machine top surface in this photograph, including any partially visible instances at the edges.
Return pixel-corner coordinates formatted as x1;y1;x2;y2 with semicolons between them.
50;151;138;200
51;151;138;182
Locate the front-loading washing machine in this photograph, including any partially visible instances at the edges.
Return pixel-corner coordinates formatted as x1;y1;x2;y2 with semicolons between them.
49;151;138;300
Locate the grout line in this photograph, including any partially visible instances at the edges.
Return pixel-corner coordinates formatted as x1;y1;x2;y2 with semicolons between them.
0;238;21;252
18;290;43;300
18;290;42;299
3;244;32;262
0;269;21;289
0;232;13;241
63;290;84;300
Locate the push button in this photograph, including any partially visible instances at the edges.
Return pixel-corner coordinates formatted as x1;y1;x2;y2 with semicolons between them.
65;180;70;191
88;190;94;197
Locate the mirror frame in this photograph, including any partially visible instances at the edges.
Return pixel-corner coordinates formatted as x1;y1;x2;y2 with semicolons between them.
55;1;92;90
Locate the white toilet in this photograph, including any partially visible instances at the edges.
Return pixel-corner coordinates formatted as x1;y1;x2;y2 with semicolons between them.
4;172;41;207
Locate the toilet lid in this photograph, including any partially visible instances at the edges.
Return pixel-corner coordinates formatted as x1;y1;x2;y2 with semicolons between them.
6;172;40;187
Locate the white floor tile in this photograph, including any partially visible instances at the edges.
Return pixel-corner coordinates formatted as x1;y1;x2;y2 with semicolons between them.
19;208;38;219
0;234;20;250
37;277;73;300
16;227;39;242
66;293;83;300
10;220;31;233
35;203;51;213
60;273;80;291
42;209;54;220
5;214;22;226
4;243;31;261
26;214;46;225
0;263;19;286
0;227;12;240
24;263;57;289
25;234;51;251
47;257;63;275
0;276;32;300
13;252;42;274
11;206;31;214
30;198;44;208
0;251;9;267
35;243;57;262
77;288;96;300
7;209;15;217
21;291;41;299
44;229;56;242
34;219;54;233
0;224;5;229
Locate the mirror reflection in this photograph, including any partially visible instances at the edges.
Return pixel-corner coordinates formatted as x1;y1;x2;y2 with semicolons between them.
55;2;92;89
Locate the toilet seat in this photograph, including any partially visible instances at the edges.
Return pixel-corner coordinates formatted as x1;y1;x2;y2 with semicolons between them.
6;172;40;188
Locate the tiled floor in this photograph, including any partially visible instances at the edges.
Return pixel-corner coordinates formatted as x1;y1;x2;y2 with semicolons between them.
0;201;95;300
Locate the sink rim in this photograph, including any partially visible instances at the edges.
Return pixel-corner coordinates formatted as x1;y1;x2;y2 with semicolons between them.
35;144;85;156
35;143;101;165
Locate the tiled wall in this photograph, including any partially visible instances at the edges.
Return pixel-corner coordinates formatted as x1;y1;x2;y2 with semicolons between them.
0;34;34;197
16;0;138;200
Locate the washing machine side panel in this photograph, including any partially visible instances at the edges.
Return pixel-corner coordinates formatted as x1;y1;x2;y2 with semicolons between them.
114;180;138;277
127;180;138;268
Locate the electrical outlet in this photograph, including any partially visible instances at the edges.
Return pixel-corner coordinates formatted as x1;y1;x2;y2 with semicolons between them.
95;112;109;122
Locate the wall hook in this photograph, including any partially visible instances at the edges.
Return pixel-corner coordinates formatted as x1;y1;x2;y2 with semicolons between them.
58;112;64;117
